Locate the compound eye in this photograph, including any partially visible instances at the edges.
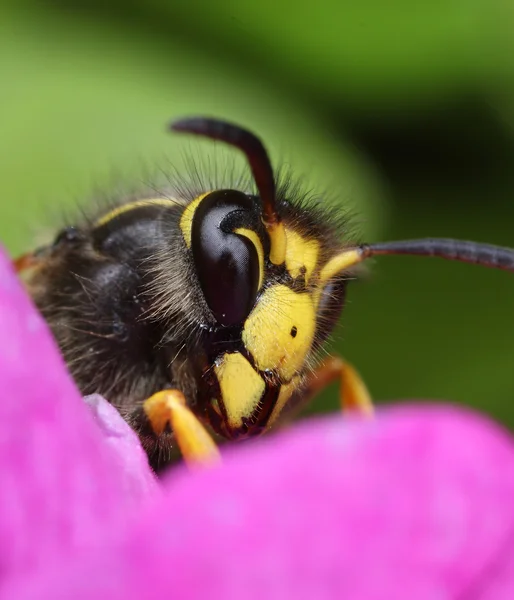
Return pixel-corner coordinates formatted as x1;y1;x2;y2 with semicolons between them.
191;190;264;327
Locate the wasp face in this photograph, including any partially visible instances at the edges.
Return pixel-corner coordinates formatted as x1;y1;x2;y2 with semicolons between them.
20;117;355;471
18;115;514;471
180;186;349;440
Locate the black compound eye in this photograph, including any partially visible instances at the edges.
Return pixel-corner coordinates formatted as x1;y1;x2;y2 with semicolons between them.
191;190;263;327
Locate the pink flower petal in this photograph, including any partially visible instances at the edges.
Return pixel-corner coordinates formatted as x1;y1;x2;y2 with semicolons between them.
0;250;157;585
8;405;514;599
83;394;158;498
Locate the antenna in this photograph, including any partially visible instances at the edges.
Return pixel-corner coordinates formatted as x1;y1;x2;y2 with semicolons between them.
170;117;286;264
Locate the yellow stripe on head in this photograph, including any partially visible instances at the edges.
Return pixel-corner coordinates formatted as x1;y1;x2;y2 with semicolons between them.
234;227;265;291
94;198;178;228
179;193;211;249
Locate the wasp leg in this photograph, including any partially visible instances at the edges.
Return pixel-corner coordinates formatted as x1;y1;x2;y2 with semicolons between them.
14;253;39;274
331;356;374;416
143;390;221;467
285;356;374;422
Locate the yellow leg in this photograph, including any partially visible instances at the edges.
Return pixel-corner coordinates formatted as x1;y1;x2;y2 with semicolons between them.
143;390;221;467
285;356;374;420
337;358;374;416
14;252;40;274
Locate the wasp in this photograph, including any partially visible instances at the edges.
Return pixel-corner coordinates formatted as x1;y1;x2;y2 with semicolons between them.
14;116;514;471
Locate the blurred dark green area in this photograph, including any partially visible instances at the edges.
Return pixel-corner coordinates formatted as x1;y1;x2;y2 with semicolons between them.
1;1;514;425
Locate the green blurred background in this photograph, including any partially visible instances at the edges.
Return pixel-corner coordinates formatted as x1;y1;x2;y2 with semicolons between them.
1;1;514;425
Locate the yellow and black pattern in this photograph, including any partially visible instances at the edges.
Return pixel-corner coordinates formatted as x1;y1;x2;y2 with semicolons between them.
16;115;514;470
174;185;355;440
18;116;359;470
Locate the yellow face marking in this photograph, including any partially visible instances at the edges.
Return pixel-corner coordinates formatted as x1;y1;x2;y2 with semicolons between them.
179;193;211;249
266;375;302;428
242;284;316;382
94;198;177;228
234;227;265;291
214;352;265;430
266;221;287;265
319;249;363;286
285;228;320;284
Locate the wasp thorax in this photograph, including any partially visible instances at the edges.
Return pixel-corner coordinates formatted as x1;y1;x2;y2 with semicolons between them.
187;190;266;327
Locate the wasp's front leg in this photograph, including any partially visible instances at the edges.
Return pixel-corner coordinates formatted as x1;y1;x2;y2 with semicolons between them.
284;356;374;423
122;390;220;470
